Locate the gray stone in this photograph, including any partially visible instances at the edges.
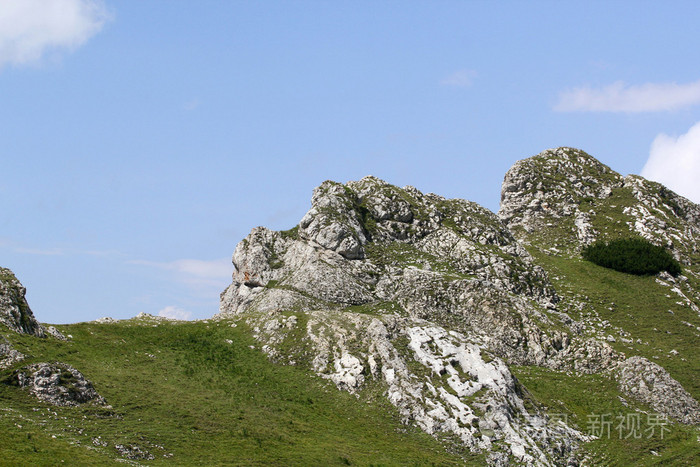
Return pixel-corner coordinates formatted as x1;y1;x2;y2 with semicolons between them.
0;267;45;337
616;356;700;425
11;362;107;407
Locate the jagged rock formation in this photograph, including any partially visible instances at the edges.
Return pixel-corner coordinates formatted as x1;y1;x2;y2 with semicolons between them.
7;362;107;407
500;147;700;269
0;267;45;337
219;148;700;465
220;177;569;366
220;176;612;465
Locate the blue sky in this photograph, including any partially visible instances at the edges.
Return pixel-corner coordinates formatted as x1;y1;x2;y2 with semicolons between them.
2;0;700;323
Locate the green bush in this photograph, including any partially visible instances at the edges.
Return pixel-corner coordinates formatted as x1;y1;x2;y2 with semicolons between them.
582;237;681;277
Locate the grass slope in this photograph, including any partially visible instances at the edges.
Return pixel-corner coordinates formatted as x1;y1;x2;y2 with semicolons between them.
1;318;474;466
513;367;699;466
519;249;700;465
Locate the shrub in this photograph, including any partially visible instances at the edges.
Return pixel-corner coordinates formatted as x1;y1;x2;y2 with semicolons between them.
582;237;681;277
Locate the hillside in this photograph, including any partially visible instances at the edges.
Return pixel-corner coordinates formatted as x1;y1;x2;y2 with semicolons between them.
1;315;467;465
1;147;699;465
499;148;700;401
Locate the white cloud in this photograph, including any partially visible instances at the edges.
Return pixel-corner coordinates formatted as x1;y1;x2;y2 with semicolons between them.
0;239;125;257
554;80;700;112
440;69;477;88
0;0;110;69
129;258;232;293
158;305;192;321
15;246;65;255
131;258;231;279
641;122;700;203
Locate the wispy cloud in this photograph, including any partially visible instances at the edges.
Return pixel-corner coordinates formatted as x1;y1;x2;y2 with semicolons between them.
0;0;111;70
14;246;65;256
641;122;700;204
130;258;231;279
1;240;125;258
129;258;232;291
554;80;700;113
183;98;200;111
158;305;193;321
440;69;477;88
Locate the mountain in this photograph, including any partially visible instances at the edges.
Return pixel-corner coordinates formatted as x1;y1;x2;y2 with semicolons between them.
1;147;699;465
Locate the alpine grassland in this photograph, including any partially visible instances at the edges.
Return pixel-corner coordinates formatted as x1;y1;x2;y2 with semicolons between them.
523;248;700;465
0;318;475;465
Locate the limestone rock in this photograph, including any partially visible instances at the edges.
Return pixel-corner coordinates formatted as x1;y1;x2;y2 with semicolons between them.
499;147;622;241
45;325;67;340
10;362;107;407
616;356;700;425
299;180;368;259
219;176;563;366
94;317;117;324
244;308;586;465
219;156;700;465
0;267;45;337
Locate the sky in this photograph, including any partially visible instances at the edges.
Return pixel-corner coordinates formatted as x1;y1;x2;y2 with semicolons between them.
2;0;700;324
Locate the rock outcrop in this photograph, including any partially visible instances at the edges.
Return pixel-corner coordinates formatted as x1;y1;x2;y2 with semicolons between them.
220;176;566;367
0;267;45;337
8;362;107;407
616;356;700;425
219;176;594;465
219;150;700;465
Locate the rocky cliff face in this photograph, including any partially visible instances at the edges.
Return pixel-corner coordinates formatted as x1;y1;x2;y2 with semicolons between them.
219;151;700;465
0;268;45;337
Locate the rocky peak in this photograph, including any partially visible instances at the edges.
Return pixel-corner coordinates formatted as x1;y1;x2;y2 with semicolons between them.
499;147;700;264
219;168;700;465
218;176;592;464
221;175;557;321
0;267;45;337
499;147;623;242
